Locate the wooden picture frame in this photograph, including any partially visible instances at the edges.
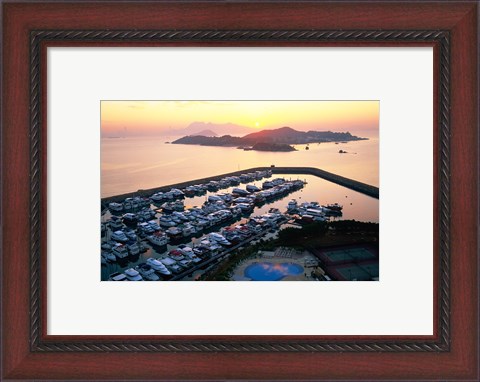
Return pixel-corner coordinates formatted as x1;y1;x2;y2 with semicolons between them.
2;1;478;380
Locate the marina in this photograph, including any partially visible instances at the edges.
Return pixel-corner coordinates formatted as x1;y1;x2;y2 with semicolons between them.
101;169;378;281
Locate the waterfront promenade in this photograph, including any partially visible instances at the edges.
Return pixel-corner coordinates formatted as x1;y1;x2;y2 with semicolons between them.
102;166;379;204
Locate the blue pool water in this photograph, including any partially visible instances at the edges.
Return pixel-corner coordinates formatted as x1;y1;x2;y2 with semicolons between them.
245;262;304;281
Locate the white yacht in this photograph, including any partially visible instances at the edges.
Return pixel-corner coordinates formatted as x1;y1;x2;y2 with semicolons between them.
124;268;143;281
111;230;129;243
208;232;231;246
146;258;172;276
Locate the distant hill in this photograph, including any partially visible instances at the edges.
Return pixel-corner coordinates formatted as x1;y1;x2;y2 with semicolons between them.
191;129;218;137
172;126;367;151
172;122;253;137
242;126;365;144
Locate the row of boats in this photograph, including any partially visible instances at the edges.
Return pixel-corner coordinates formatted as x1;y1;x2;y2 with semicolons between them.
107;170;273;212
107;210;286;280
102;178;304;249
287;200;343;222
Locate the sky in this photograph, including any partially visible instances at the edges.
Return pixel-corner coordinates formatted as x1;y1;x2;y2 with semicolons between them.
101;100;379;137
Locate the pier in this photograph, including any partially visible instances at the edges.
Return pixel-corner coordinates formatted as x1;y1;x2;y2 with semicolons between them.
101;166;379;205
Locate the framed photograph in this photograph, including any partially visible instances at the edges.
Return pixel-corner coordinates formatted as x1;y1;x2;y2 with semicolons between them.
1;1;478;381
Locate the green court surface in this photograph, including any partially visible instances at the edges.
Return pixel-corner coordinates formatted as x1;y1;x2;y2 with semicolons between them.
336;263;379;281
323;247;375;263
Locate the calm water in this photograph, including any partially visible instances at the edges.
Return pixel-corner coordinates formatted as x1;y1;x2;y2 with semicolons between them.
101;135;379;197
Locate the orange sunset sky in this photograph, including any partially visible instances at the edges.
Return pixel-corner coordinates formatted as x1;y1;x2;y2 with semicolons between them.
101;100;379;137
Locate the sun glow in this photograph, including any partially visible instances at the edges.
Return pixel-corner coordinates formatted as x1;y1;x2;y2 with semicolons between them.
101;100;379;137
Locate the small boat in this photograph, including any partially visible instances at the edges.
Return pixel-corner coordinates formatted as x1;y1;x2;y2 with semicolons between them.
232;188;249;197
323;203;343;212
287;199;298;212
135;264;160;281
111;230;129;243
159;216;176;228
246;184;260;193
166;227;183;241
208;232;231;246
171;188;185;199
108;216;124;230
127;243;140;256
102;251;116;262
147;231;169;247
108;202;123;212
122;213;137;224
108;272;127;281
124;229;137;241
124;268;143;281
112;244;129;259
150;192;164;203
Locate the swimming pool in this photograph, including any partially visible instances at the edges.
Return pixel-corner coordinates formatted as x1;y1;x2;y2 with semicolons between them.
244;262;304;281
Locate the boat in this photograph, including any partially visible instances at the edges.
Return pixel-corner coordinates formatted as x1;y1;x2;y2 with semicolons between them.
147;220;161;231
232;188;249;196
146;258;172;276
124;268;143;281
108;272;127;281
108;216;124;230
108;202;123;212
287;199;298;212
111;230;129;243
122;212;137;224
102;251;116;262
181;224;196;237
166;226;183;241
124;229;137;241
112;244;129;259
208;232;231;246
147;231;169;247
171;188;185;199
135;264;160;281
150;192;164;203
323;203;343;212
159;216;176;228
236;202;254;213
127;243;140;256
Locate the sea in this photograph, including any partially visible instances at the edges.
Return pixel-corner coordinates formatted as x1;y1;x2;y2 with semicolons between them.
100;134;379;280
101;133;379;197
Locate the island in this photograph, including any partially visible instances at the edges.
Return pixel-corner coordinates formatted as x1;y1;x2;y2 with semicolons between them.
172;126;367;152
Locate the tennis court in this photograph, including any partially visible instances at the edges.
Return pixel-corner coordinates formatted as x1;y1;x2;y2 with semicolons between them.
335;263;379;281
323;247;376;263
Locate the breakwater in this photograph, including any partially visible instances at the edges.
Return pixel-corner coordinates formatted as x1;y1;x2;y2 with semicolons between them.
101;166;379;205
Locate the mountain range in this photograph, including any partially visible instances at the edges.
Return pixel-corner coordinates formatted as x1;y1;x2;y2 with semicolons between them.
169;122;253;137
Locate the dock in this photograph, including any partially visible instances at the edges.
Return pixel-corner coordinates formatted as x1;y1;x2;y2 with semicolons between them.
101;166;379;205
